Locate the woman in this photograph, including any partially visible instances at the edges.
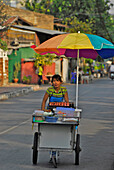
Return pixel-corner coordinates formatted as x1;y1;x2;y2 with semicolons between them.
41;74;69;111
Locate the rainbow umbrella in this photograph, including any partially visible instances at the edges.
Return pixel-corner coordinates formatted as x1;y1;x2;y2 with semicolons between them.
35;33;114;108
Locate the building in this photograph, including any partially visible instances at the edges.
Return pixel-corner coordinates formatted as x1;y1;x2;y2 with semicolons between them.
1;5;69;85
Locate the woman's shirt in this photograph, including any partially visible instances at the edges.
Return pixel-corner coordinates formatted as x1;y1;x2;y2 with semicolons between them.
46;86;67;102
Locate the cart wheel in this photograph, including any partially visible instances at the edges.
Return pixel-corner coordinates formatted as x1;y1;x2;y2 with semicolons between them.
32;132;38;164
52;155;57;168
75;134;80;165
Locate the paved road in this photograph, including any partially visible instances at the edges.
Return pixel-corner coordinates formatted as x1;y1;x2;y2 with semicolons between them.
0;78;114;170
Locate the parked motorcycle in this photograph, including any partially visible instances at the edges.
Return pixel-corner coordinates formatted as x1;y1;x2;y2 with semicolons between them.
110;72;114;80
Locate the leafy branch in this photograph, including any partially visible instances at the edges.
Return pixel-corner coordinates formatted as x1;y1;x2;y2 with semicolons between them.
0;39;8;51
34;53;56;68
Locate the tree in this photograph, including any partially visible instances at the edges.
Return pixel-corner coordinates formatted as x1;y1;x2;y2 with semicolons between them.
23;0;114;43
34;53;56;68
66;16;94;34
0;39;8;51
0;1;8;51
93;0;114;42
0;2;8;36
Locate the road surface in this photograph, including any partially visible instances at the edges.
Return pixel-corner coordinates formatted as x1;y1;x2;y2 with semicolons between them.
0;78;114;170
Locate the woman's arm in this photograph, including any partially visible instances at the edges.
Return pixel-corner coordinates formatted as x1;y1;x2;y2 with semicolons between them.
41;92;49;111
64;91;69;103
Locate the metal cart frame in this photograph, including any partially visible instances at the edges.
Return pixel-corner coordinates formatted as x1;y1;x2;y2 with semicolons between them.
32;113;81;168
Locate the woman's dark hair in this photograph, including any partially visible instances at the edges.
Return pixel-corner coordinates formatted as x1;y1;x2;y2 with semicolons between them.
51;74;62;82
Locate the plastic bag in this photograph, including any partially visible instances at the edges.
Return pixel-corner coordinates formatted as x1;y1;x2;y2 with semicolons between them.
35;68;39;74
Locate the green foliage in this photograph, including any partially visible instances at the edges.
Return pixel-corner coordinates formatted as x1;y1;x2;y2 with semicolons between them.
23;0;114;43
0;2;9;39
66;17;94;34
91;0;114;43
22;75;32;84
85;58;93;64
0;2;9;50
83;58;94;74
14;62;21;79
0;2;8;26
0;39;8;51
95;55;104;62
34;53;56;68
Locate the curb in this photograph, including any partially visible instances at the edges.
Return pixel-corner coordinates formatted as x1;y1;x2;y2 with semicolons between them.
0;85;40;101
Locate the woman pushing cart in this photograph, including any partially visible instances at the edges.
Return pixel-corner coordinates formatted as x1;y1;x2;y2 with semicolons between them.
32;74;82;168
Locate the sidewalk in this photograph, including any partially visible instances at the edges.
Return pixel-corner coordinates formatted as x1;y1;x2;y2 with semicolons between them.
0;79;92;101
0;83;40;101
0;81;72;101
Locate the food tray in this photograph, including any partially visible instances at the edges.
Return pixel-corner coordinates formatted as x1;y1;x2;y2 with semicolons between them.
45;116;58;122
48;102;74;108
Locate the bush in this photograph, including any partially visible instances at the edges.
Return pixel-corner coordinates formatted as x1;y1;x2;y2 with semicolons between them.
22;75;32;84
0;39;8;51
14;62;20;79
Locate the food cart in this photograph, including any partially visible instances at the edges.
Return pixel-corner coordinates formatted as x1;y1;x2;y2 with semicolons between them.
32;102;82;168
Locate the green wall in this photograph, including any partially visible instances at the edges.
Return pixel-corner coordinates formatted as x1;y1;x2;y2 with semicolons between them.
8;47;35;82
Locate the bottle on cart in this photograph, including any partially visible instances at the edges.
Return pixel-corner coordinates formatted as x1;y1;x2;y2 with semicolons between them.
72;102;74;108
69;102;74;108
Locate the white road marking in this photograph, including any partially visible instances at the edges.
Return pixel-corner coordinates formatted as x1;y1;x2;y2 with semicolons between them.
0;119;30;135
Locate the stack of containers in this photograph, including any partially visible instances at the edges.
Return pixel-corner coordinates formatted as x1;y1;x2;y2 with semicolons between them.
56;107;75;117
32;110;44;123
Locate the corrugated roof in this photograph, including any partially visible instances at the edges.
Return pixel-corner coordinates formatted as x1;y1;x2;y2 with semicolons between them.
12;25;66;35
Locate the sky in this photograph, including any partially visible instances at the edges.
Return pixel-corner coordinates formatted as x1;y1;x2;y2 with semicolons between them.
110;0;114;14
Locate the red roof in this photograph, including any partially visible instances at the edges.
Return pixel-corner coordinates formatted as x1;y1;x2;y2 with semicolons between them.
3;16;17;26
3;16;33;27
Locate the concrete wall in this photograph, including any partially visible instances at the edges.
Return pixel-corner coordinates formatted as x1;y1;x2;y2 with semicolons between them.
62;58;68;82
0;49;9;86
21;59;55;84
54;59;61;75
43;63;55;82
5;5;54;30
21;59;38;84
54;58;68;83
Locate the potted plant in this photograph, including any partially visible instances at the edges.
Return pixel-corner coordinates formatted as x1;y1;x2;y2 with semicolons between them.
13;62;20;83
27;75;32;84
22;75;32;84
22;75;28;84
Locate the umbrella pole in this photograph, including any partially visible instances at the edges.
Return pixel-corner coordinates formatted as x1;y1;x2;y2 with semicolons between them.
76;49;79;108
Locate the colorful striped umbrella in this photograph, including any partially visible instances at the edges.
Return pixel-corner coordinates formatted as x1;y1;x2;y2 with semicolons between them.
35;33;114;59
35;33;114;108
